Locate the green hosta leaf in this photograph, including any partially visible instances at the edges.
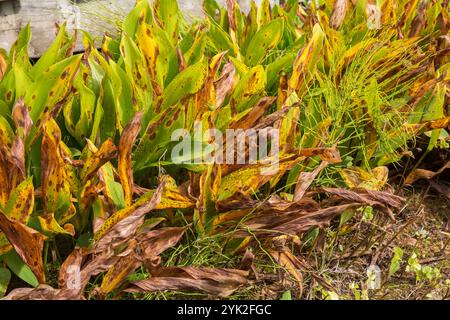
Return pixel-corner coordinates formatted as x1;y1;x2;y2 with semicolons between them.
154;0;180;45
389;246;404;277
162;60;208;109
0;267;11;298
245;18;284;66
207;22;236;56
232;65;266;111
30;23;74;79
28;214;72;236
3;250;38;288
135;104;186;170
154;0;181;45
265;51;296;90
4;177;34;223
184;31;207;66
9;23;32;69
120;34;152;115
25;54;82;146
122;0;153;38
64;65;96;144
137;23;174;90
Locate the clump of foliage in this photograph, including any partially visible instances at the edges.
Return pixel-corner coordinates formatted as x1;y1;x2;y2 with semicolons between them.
0;0;448;299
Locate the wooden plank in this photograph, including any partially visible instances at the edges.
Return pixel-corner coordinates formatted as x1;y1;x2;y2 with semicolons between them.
0;0;134;57
0;0;278;58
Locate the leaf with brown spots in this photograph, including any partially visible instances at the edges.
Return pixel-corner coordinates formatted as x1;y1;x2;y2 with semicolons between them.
288;24;325;97
25;55;82;147
0;209;46;284
119;112;143;207
338;166;389;191
4;177;34;223
41;119;76;223
12;97;33;139
80;138;118;185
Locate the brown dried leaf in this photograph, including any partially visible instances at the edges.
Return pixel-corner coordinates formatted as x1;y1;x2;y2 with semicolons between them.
269;249;303;298
405;161;450;185
81;138;118;184
0;210;46;283
330;0;348;29
215;62;236;108
409;0;428;37
99;227;187;295
294;161;329;202
119;112;143;207
237;203;362;237
229;97;276;130
429;180;450;199
12;98;33;139
11;135;26;183
125;267;249;297
93;176;166;251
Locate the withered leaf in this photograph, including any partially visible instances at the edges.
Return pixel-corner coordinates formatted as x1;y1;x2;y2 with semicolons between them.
0;52;6;81
12;97;33;139
330;0;348;29
119;112;143;207
93;176;166;251
81;138;118;184
215;62;236;108
125;266;249;297
0;210;46;284
99;227;187;296
405;161;450;185
294;161;329;202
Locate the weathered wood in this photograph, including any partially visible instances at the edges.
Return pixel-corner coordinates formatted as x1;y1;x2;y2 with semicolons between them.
0;0;278;58
0;0;135;57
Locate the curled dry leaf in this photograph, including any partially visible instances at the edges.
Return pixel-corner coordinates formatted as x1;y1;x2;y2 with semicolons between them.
269;249;304;298
294;161;329;202
119;112;143;207
405;161;450;185
429;180;450;200
229;97;276;130
125;266;249;298
0;52;6;81
12;98;33;139
330;0;348;30
80;138;118;184
99;226;187;296
215;62;236;108
1;285;60;300
236;202;363;238
93;175;166;251
0;210;46;284
11;136;26;182
320;187;404;221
